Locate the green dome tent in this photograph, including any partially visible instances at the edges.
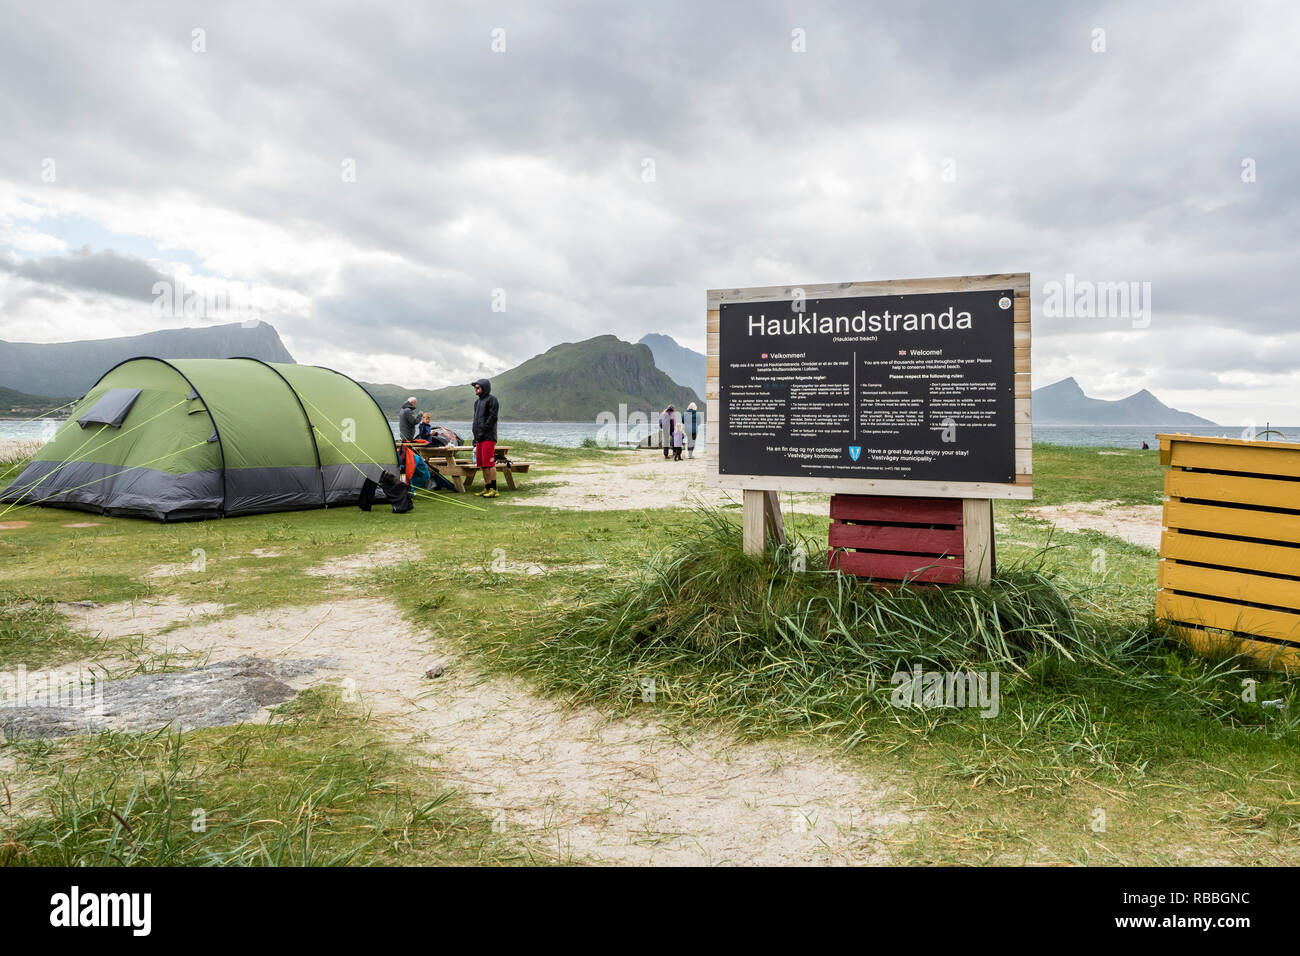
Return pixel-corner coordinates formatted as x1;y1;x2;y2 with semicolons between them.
0;357;399;521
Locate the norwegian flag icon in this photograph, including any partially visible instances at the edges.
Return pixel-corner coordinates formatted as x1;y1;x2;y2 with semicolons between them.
761;353;768;359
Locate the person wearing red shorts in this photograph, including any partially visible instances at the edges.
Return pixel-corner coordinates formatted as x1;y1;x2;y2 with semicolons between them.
471;378;500;498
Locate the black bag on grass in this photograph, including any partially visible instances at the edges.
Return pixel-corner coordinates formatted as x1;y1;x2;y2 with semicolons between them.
358;474;413;514
381;472;414;513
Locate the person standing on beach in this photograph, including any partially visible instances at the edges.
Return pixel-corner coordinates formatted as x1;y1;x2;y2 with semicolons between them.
658;405;676;460
683;402;698;459
398;396;419;442
471;378;500;498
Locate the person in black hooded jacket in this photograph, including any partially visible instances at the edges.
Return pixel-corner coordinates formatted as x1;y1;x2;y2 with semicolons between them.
471;378;501;497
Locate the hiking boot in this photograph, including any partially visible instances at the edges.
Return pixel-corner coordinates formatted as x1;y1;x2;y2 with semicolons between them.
482;487;499;498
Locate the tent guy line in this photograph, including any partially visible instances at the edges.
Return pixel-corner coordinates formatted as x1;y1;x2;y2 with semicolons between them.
0;398;82;486
297;399;488;515
0;440;211;518
0;398;189;514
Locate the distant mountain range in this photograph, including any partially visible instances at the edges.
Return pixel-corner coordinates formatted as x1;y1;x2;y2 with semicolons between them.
638;333;706;399
0;321;294;396
0;322;701;423
362;335;700;422
6;322;1211;428
1033;377;1217;425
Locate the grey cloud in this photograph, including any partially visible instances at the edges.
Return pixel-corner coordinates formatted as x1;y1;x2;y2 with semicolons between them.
0;0;1295;395
0;247;169;302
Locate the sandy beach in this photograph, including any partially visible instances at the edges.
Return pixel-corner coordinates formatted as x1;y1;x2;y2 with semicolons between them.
518;449;832;517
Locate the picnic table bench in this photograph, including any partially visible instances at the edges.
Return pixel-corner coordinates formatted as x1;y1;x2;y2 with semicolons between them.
402;443;532;492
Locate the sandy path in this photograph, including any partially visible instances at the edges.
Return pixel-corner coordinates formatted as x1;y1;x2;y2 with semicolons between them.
40;595;907;865
517;451;830;517
1021;501;1163;549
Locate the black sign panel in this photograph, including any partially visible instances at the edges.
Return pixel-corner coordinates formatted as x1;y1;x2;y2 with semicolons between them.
718;289;1015;482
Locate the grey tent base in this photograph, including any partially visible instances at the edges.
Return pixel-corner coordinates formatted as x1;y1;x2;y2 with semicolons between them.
1;460;391;522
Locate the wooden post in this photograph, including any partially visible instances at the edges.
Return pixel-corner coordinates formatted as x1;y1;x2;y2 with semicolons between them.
961;498;994;586
742;489;766;555
763;490;786;547
742;489;786;555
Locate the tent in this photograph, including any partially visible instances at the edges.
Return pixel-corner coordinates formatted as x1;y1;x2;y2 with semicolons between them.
0;357;399;521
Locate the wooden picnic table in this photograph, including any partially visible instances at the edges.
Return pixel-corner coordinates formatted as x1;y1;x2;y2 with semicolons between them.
399;443;531;492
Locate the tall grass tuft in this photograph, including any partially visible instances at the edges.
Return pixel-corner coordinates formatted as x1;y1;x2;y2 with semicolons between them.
489;506;1293;768
0;439;42;470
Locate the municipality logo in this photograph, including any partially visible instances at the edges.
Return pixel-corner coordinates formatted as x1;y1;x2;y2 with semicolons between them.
848;445;862;461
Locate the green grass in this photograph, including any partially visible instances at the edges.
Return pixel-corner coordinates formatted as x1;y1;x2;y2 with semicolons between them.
376;503;1300;864
1;686;546;866
0;598;123;671
1019;444;1164;506
2;441;1298;865
498;438;629;465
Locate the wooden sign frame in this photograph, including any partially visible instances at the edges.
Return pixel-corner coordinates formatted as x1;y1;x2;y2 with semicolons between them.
705;273;1032;583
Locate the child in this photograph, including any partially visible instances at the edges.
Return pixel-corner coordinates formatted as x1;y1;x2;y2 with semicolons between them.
672;423;685;461
417;413;433;443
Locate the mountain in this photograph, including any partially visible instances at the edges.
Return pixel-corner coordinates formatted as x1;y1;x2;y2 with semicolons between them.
363;335;701;422
638;333;706;399
1032;377;1217;425
0;385;74;415
0;321;296;397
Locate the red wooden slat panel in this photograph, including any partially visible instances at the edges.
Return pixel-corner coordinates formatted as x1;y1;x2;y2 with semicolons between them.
829;522;963;554
830;494;962;524
828;549;964;584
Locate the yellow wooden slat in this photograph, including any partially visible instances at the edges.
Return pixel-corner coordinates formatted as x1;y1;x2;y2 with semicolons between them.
1014;372;1031;398
1014;325;1030;348
1159;432;1298;453
707;310;719;333
1014;349;1030;374
1159;560;1300;612
1163;499;1300;545
1165;623;1300;670
1013;298;1029;324
1015;398;1032;424
1156;590;1300;643
1015;423;1031;449
1168;440;1300;479
1166;469;1300;511
706;356;719;378
1161;530;1300;577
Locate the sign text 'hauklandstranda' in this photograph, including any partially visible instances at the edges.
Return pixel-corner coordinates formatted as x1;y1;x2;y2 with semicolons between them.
718;289;1015;482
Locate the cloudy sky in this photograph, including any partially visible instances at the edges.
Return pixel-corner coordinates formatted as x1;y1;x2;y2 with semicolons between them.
0;0;1295;424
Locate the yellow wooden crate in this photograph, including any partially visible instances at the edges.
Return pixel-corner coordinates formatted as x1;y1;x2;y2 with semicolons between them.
1157;433;1300;671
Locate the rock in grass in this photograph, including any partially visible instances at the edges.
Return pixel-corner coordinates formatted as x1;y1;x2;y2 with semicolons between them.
0;655;329;739
423;662;447;679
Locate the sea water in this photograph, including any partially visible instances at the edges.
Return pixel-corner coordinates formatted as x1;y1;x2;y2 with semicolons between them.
2;417;1294;450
